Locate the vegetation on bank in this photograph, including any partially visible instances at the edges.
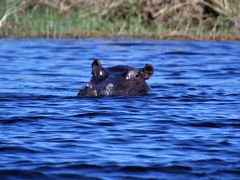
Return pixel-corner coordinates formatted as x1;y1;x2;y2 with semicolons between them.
0;0;240;40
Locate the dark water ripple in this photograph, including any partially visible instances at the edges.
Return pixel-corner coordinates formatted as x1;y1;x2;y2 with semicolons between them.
0;38;240;179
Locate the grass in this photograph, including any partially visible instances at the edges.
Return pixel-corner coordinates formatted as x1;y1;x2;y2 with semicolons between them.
0;0;240;40
0;6;148;38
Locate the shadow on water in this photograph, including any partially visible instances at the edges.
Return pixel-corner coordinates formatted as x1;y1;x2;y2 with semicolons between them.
0;38;240;179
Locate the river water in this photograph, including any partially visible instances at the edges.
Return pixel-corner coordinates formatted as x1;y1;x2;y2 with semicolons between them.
0;38;239;179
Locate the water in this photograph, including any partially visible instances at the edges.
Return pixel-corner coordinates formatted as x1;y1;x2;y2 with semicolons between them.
0;38;240;180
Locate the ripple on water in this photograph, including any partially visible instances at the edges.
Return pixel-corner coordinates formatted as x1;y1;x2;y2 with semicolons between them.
0;39;239;179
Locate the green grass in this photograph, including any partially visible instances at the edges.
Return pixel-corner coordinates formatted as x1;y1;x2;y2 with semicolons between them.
0;7;150;38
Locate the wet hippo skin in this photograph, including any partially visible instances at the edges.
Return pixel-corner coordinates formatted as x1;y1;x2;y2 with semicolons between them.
78;59;154;97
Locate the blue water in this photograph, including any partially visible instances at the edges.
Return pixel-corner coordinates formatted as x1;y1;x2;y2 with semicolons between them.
0;38;240;180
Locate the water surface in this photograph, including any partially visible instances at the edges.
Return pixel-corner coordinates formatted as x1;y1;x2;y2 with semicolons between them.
0;38;240;179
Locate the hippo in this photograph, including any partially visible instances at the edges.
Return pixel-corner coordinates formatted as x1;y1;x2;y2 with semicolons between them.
78;59;154;97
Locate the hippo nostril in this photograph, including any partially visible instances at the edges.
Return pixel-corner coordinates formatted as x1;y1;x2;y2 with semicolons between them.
136;72;140;78
86;83;94;89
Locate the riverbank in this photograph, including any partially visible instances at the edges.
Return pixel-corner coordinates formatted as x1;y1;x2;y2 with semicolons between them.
0;0;240;41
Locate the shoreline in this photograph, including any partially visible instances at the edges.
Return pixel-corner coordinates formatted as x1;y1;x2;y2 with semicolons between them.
1;33;240;41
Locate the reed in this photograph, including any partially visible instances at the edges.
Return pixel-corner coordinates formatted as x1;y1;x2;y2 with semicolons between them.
0;0;239;40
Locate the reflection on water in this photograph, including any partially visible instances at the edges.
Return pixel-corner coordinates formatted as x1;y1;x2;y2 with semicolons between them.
0;38;240;179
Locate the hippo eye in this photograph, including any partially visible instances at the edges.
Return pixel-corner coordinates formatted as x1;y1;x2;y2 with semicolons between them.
126;70;140;80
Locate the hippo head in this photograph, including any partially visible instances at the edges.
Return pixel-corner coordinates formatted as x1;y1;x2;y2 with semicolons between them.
78;59;154;97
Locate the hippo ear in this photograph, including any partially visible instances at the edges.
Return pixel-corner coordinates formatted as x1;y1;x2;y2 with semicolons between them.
142;64;154;80
91;59;107;80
